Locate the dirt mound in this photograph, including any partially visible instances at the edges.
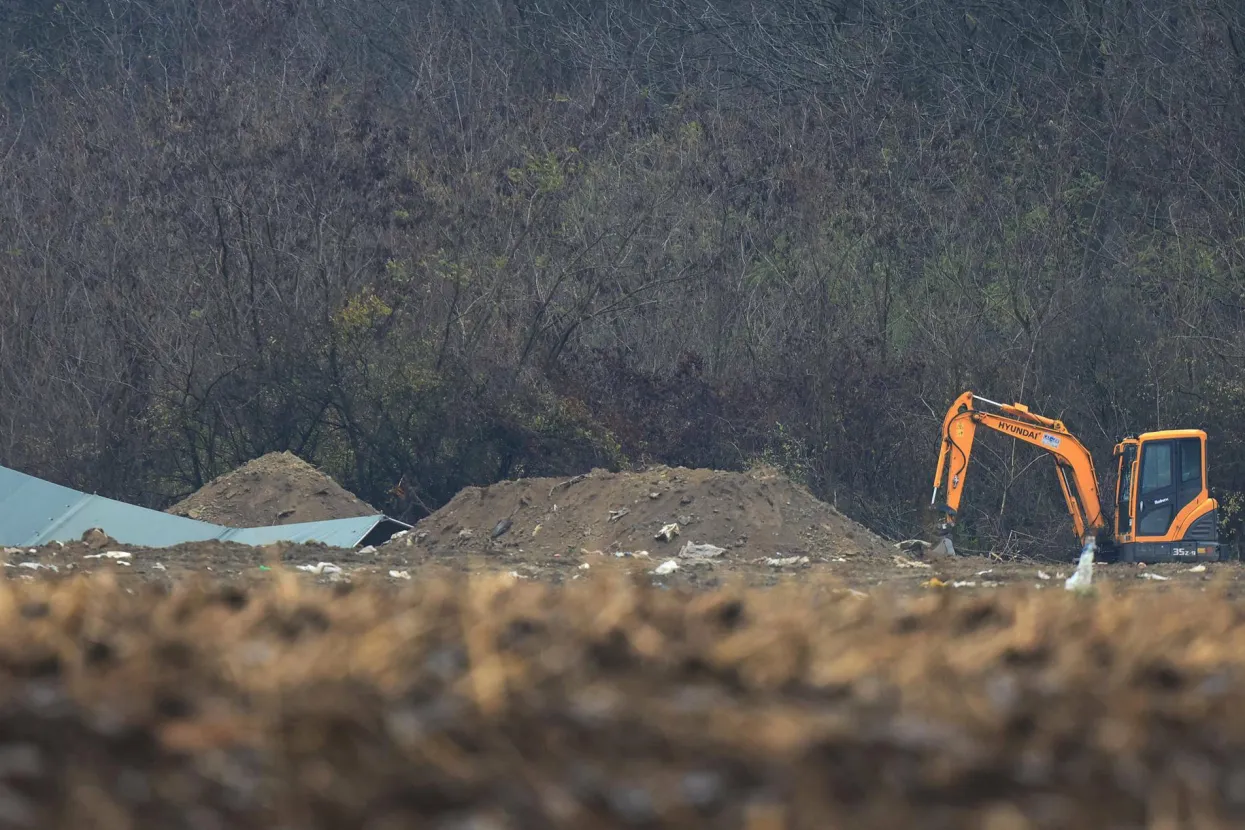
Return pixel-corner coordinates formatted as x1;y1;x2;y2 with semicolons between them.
166;451;377;527
402;465;894;563
1;572;1245;827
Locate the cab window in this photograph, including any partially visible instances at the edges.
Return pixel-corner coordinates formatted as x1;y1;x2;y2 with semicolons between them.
1140;441;1172;494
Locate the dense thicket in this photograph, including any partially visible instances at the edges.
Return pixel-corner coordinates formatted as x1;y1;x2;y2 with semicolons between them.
1;0;1244;555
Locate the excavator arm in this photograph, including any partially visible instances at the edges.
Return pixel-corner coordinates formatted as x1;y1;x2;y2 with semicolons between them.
931;391;1107;549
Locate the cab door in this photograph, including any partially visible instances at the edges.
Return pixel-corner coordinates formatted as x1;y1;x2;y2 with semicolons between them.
1135;437;1203;540
1114;443;1136;539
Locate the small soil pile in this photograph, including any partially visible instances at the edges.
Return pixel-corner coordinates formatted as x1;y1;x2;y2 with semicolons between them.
166;451;377;527
401;465;894;562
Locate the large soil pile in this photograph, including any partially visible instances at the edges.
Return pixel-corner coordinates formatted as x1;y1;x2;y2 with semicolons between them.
0;572;1244;828
402;465;895;563
166;451;378;527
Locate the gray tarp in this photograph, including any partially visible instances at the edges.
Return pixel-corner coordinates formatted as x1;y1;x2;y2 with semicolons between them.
0;465;410;549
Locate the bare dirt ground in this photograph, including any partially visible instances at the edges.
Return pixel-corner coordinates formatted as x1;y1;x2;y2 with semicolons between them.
5;462;1245;827
2;460;1235;596
0;571;1243;827
165;451;378;526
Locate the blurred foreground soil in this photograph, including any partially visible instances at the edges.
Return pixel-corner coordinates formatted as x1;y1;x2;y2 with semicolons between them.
0;571;1240;828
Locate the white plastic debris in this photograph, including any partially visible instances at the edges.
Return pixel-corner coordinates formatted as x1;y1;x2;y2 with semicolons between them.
1138;572;1170;581
655;523;680;542
153;562;167;571
679;542;726;559
389;570;412;580
359;545;377;555
297;562;343;575
84;551;132;560
608;508;630;522
1064;540;1095;593
1037;570;1051;580
1;548;19;556
765;555;810;567
893;556;932;569
975;569;993;577
578;563;591;570
389;530;409;540
17;562;56;572
1188;564;1208;573
653;559;680;576
951;580;976;588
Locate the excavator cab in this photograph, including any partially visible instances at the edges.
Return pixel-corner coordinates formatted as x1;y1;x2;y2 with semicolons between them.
1111;431;1219;562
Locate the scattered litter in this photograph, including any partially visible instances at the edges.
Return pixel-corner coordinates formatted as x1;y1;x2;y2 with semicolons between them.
389;530;409;540
153;562;166;571
893;556;932;569
389;570;412;580
415;530;430;541
975;569;993;577
1037;570;1051;580
653;560;680;576
50;541;64;549
608;508;630;522
1188;564;1208;573
1138;572;1170;581
16;562;56;572
649;492;660;499
1064;540;1095;593
359;545;377;555
491;518;512;539
895;539;931;552
765;555;810;567
829;556;847;562
923;577;946;588
457;529;474;540
1;548;20;556
679;542;726;560
613;550;650;558
84;551;132;560
578;563;591;570
655;523;680;542
296;562;343;575
532;524;542;537
951;580;975;588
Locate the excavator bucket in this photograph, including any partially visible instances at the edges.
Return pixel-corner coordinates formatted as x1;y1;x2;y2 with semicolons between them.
929;535;955;558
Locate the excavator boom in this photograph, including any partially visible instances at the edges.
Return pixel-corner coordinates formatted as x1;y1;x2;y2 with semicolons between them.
930;391;1107;549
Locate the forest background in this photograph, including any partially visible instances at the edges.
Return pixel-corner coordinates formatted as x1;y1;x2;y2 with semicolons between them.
2;0;1244;557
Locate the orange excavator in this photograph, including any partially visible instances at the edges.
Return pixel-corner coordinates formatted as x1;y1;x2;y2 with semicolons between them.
929;391;1221;563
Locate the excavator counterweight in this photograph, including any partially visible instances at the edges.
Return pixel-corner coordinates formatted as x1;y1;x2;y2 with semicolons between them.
928;391;1220;564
